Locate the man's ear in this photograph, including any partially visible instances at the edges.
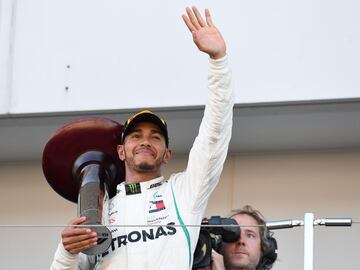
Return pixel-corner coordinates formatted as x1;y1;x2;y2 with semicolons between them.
117;145;125;161
163;149;172;164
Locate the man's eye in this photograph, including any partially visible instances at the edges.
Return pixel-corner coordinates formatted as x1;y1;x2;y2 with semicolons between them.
247;233;255;239
131;134;140;139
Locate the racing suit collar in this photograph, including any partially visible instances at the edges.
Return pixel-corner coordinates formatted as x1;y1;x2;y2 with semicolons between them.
117;176;165;195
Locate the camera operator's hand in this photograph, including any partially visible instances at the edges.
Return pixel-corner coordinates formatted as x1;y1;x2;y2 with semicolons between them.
211;249;226;270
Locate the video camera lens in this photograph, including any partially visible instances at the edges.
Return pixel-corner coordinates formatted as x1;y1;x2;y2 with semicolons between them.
220;218;240;243
192;216;240;269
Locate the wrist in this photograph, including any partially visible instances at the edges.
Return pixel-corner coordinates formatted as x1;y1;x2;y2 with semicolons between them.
210;51;226;60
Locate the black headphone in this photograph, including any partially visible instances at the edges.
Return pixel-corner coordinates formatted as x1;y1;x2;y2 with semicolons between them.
257;234;278;270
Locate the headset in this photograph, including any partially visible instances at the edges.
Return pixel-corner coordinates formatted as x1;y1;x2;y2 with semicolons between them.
257;234;278;270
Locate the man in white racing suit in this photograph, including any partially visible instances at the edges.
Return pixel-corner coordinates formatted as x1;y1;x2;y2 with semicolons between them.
50;6;234;270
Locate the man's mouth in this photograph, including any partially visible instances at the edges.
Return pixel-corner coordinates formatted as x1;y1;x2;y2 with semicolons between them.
135;148;155;156
234;250;248;256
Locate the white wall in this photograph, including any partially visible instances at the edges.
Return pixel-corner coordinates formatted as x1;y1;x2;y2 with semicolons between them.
1;150;359;269
0;0;14;114
1;0;360;115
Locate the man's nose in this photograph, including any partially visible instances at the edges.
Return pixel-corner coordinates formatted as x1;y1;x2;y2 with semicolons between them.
140;137;151;147
236;233;245;246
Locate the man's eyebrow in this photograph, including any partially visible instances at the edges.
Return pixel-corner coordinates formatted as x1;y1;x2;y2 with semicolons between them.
242;227;258;234
150;129;163;135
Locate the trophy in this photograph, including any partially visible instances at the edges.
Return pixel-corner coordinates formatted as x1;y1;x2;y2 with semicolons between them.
42;118;125;255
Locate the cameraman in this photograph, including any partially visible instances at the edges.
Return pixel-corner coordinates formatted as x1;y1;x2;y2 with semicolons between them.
222;205;275;270
204;205;275;270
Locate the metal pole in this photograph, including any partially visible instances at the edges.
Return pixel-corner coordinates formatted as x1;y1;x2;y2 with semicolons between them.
304;213;314;270
314;218;352;227
266;219;303;230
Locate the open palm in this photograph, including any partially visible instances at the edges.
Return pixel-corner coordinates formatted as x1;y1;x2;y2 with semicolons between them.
182;7;226;59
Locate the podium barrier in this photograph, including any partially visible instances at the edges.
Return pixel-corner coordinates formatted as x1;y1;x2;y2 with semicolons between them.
267;214;352;270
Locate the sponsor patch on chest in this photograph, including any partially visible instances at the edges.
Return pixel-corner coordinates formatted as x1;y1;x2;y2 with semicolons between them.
149;200;166;213
147;191;170;224
148;191;166;213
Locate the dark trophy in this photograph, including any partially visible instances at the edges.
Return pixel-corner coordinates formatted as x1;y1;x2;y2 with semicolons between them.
42;118;125;255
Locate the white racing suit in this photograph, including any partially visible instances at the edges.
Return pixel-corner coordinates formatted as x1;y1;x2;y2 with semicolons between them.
50;55;234;270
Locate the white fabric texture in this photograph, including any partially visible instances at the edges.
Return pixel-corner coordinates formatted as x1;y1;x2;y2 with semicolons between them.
50;55;234;270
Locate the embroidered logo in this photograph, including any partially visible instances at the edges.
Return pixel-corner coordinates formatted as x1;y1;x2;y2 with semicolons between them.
149;200;166;213
148;182;162;189
125;183;141;195
152;191;162;200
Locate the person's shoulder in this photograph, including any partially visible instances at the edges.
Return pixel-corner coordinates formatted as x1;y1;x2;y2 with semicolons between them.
161;171;187;188
166;171;186;181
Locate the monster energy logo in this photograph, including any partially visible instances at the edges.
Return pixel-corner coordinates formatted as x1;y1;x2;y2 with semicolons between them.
126;183;141;195
129;184;137;193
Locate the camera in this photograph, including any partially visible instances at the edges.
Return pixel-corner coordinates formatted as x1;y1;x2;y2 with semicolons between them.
192;216;240;269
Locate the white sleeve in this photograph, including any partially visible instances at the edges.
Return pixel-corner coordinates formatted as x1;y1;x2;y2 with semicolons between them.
172;55;234;213
50;242;93;270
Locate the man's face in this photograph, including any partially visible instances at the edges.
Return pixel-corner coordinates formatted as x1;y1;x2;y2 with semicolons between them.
117;122;171;174
222;214;262;270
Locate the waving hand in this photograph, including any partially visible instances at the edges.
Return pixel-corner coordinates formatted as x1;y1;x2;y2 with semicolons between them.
182;6;226;59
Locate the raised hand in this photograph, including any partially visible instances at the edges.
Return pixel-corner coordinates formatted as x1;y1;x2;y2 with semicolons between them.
61;216;98;254
182;6;226;59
